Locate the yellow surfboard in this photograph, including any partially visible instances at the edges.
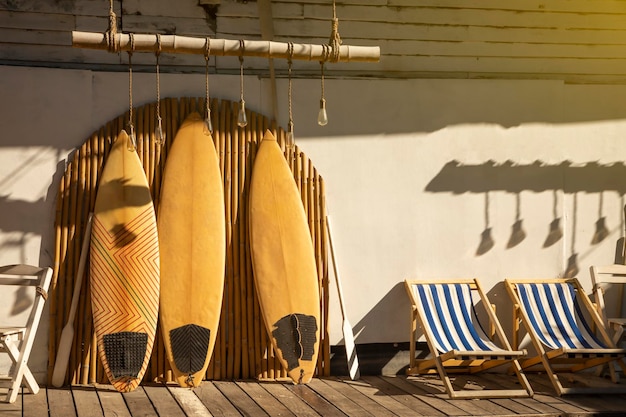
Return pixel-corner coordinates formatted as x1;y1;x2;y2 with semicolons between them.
158;113;226;387
90;130;160;393
249;130;321;384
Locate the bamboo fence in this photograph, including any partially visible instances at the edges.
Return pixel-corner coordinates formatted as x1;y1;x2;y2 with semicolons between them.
48;97;331;385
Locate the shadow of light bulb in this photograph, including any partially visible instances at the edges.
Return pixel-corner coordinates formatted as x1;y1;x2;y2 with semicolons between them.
543;218;563;248
476;228;495;256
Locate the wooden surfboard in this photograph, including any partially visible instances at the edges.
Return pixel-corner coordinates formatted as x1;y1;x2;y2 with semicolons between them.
158;112;226;387
90;130;160;393
249;130;321;384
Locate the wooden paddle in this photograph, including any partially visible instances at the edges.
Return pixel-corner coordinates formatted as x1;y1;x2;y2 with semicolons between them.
51;212;93;387
325;216;360;380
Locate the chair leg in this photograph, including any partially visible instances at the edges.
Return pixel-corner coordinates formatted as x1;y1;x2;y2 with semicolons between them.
3;334;39;403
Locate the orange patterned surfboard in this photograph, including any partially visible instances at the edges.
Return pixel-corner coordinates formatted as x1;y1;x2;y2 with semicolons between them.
90;130;160;392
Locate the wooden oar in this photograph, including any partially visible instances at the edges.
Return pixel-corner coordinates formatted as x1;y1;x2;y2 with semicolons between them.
325;216;360;380
51;212;94;387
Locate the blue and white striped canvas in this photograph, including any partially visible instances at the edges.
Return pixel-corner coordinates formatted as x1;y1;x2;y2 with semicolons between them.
515;283;606;350
411;283;502;353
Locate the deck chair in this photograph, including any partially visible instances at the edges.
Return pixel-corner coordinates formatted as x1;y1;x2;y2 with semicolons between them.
505;278;626;395
0;265;52;403
590;264;626;380
404;279;533;399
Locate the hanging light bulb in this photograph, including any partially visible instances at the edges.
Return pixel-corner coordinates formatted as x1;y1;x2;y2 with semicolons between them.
317;98;328;126
126;123;137;152
203;108;213;135
237;41;248;128
237;100;247;128
317;60;328;126
287;121;295;149
155;116;165;144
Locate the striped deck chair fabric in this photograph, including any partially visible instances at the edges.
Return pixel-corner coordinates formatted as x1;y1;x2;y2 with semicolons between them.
506;278;626;396
404;279;533;399
413;283;509;355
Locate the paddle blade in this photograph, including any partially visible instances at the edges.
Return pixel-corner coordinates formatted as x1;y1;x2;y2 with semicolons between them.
342;319;360;380
51;323;74;387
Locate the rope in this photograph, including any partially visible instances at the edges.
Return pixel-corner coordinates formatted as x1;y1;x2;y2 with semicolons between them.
155;34;163;144
328;0;342;62
287;42;294;139
106;0;118;53
127;34;136;151
36;286;48;301
128;37;134;127
237;40;248;127
319;60;326;104
239;40;245;105
204;37;212;133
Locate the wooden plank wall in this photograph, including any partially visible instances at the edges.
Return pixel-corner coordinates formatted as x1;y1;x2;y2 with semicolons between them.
48;97;331;385
1;0;626;82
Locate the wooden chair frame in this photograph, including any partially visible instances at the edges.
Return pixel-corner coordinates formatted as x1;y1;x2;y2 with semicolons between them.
0;265;52;403
505;277;626;396
590;264;626;381
404;278;533;399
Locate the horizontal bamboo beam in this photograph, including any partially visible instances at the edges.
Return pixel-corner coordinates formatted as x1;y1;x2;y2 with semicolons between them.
72;31;380;63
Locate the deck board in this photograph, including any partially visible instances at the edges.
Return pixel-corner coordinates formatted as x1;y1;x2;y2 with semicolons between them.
48;386;77;417
72;385;104;417
168;386;213;417
95;384;132;417
5;374;626;416
194;381;242;417
22;387;47;417
259;381;321;417
122;387;159;417
143;384;186;417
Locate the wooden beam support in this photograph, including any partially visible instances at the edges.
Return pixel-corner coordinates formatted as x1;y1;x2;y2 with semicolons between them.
72;31;380;63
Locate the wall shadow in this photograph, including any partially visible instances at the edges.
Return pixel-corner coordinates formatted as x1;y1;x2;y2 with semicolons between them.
426;160;625;268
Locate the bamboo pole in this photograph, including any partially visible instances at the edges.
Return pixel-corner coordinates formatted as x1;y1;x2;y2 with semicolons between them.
72;32;380;63
232;102;243;379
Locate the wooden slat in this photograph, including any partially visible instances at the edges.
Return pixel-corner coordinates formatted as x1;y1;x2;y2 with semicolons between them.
143;385;185;417
286;383;346;417
234;380;297;417
341;378;421;417
47;387;77;417
306;378;377;417
95;384;132;417
71;386;104;417
121;387;158;417
361;376;455;416
259;382;320;417
168;386;212;417
22;388;48;417
194;382;242;417
214;381;269;416
317;378;397;417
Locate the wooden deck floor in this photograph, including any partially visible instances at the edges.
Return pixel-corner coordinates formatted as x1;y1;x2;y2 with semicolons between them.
2;374;626;417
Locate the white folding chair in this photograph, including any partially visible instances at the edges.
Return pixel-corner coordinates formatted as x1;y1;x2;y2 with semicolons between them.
0;265;52;403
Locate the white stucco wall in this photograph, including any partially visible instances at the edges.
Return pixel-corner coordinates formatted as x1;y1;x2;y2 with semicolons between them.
2;65;626;381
